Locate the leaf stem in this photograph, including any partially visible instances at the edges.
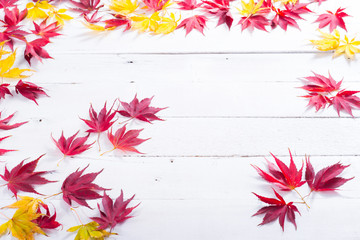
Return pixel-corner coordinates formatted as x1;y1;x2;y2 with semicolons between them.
43;192;62;199
303;190;313;199
293;188;310;209
100;148;116;156
71;208;83;225
97;132;101;152
57;155;66;167
118;117;134;125
0;212;10;220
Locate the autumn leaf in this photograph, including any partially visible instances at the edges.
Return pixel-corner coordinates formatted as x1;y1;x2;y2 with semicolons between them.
109;0;139;15
24;38;52;65
26;1;53;19
238;15;269;32
315;8;349;32
0;112;27;130
0;208;45;240
48;8;73;25
104;14;131;31
0;84;12;99
104;124;149;155
331;90;360;117
177;15;208;35
271;8;300;31
31;19;61;40
202;0;233;29
5;196;45;214
253;189;300;231
91;190;139;230
81;102;117;134
305;157;354;192
3;6;28;27
0;50;32;79
302;93;330;112
333;35;360;59
0;135;15;156
68;221;115;240
33;204;61;230
177;0;202;10
154;13;179;35
0;154;54;197
143;0;171;12
117;95;167;123
0;26;28;51
238;0;266;17
15;80;49;105
252;150;305;191
0;0;18;9
70;0;104;14
131;12;160;32
310;29;340;52
300;72;342;93
61;165;107;208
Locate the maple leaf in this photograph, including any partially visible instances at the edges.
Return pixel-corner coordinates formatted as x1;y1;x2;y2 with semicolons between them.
331;90;360;117
68;221;115;240
0;112;27;130
104;14;131;31
177;15;208;35
202;0;233;29
0;208;45;240
15;80;49;105
24;38;52;65
252;150;305;191
300;72;342;93
177;0;202;10
333;35;360;59
305;157;354;192
271;8;300;31
26;1;52;19
109;0;139;15
5;196;45;214
238;15;269;32
105;124;149;155
154;13;180;35
302;93;331;112
309;0;326;5
0;26;28;51
283;2;312;20
253;189;300;231
31;19;61;40
315;8;349;32
143;0;171;12
0;0;18;9
238;0;266;17
33;204;61;230
81;102;117;134
48;8;73;25
0;84;12;99
0;136;15;156
61;165;107;208
0;154;54;197
70;0;104;13
117;95;167;123
2;6;28;27
131;12;161;32
310;29;340;51
52;131;94;159
91;190;139;230
0;50;32;79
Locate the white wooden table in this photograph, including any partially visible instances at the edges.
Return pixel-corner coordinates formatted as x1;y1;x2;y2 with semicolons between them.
2;0;360;239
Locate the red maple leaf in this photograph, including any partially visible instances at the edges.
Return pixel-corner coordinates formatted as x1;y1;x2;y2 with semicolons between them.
70;0;104;13
310;0;327;5
302;93;331;112
15;80;49;105
331;90;360;117
52;131;94;157
305;157;354;192
252;150;305;191
0;112;27;130
0;154;54;197
271;8;299;31
24;38;52;65
31;19;61;40
61;165;107;208
104;14;131;31
33;204;61;230
315;8;349;32
238;15;269;32
0;26;28;50
91;190;139;230
117;95;167;123
83;11;102;24
0;84;12;100
0;135;15;156
2;6;27;27
105;125;149;155
283;2;312;20
0;0;18;9
81;102;117;134
177;15;208;35
253;189;300;231
202;0;233;29
143;0;168;11
177;0;202;10
300;72;342;93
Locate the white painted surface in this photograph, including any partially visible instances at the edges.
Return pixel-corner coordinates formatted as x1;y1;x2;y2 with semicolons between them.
1;0;360;239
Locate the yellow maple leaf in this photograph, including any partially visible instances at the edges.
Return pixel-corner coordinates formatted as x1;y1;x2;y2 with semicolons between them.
49;8;73;25
5;196;44;215
110;0;139;15
0;209;45;240
333;35;360;59
0;50;32;80
238;0;264;16
68;222;116;240
154;13;180;34
0;42;10;58
26;1;53;19
310;29;341;51
131;12;160;32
